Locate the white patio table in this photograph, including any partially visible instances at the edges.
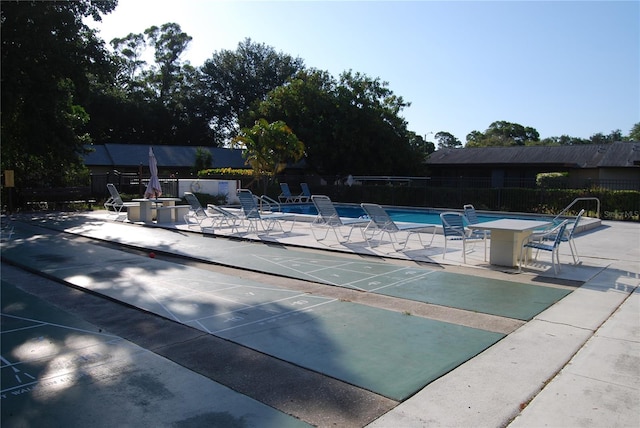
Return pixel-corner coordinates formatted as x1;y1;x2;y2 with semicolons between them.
471;219;552;267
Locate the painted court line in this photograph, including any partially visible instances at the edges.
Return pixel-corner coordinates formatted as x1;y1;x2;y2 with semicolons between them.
368;270;439;293
186;292;310;325
252;254;365;288
208;299;338;334
1;313;119;339
252;254;437;292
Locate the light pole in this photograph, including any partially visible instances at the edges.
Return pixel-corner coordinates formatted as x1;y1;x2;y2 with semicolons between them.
423;132;434;157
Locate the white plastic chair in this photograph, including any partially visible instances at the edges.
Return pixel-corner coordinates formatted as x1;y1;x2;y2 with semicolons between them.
310;195;369;243
237;189;295;234
361;203;435;250
440;212;487;263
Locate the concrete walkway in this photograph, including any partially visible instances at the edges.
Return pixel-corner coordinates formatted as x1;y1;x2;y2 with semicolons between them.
1;211;638;427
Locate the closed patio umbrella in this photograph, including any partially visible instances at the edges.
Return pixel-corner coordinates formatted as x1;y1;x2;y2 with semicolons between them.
144;147;162;198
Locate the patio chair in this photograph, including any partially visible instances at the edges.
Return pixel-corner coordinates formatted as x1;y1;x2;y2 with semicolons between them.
519;220;569;274
278;183;303;203
361;203;435;250
300;183;312;202
206;203;242;232
310;195;369;243
463;203;490;233
104;183;139;221
440;212;488;263
237;189;295;234
531;209;584;264
183;192;220;230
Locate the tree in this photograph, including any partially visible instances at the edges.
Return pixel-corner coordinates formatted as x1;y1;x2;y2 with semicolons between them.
249;69;424;176
465;121;540;147
628;123;640;141
588;130;623;145
87;22;212;146
110;32;147;89
144;23;192;102
435;131;462;149
200;38;305;143
193;147;213;175
232;119;305;184
409;133;435;160
538;135;588;146
1;0;117;187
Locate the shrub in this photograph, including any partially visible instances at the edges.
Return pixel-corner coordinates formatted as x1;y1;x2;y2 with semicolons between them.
198;168;253;178
537;172;568;188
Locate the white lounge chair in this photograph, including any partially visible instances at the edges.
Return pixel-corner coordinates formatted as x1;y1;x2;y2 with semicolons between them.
440;212;488;263
183;192;220;230
104;183;139;221
361;203;435;250
310;195;369;243
278;183;303;203
300;183;312;202
206;203;242;232
237;189;295;234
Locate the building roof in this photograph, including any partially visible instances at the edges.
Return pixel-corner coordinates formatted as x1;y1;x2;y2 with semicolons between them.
84;144;248;170
425;142;640;168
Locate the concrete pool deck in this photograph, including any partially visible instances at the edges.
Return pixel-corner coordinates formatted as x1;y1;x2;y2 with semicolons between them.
1;210;638;427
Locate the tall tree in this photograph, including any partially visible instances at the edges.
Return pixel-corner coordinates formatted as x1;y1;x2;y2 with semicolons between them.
144;23;192;102
200;38;305;143
1;0;117;187
435;131;462;149
465;121;540;147
88;22;211;146
249;69;423;176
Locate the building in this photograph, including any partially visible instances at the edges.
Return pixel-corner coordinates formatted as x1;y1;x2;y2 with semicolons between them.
84;144;248;177
424;142;640;189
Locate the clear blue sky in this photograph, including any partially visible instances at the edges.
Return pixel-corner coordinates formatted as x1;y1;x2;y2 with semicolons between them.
89;0;639;143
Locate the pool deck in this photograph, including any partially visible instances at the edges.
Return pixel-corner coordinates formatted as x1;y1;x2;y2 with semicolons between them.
1;210;638;427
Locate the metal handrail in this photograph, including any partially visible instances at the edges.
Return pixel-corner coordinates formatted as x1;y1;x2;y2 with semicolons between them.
554;197;600;220
258;194;282;212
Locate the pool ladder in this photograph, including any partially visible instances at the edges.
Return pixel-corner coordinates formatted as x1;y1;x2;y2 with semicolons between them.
257;194;282;212
554;197;600;221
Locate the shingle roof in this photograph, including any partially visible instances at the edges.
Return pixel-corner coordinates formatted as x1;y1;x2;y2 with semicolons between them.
84;144;248;169
426;142;640;168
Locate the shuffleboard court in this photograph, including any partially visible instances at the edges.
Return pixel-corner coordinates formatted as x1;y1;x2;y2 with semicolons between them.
193;299;504;400
1;282;310;427
2;223;505;400
12;219;573;321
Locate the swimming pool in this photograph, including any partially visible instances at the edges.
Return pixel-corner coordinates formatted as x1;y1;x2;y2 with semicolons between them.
279;203;550;225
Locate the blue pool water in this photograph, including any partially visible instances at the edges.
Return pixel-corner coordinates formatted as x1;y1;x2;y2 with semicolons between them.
280;203;547;225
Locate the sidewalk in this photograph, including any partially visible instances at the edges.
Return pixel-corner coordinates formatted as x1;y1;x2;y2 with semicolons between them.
367;219;640;427
1;212;638;427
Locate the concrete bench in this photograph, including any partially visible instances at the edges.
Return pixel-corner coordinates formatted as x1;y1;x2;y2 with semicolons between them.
156;205;190;223
124;203;144;221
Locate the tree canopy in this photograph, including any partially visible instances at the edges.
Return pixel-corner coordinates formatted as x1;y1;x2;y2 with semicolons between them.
465;121;540;147
1;0;117;187
248;69;425;176
463;121;636;148
435;132;462;149
232;118;305;180
1;1;637;188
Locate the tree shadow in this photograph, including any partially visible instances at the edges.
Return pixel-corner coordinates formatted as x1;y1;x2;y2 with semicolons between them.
1;218;396;426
